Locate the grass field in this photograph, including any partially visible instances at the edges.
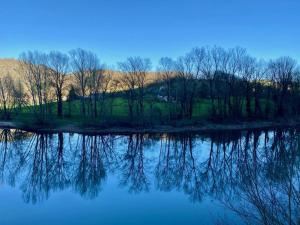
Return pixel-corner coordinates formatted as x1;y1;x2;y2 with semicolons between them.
7;95;277;128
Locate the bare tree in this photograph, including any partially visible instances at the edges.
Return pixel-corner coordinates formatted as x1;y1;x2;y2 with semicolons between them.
227;47;247;118
201;46;215;116
98;70;112;118
201;46;231;117
253;60;267;118
175;47;204;119
19;53;38;111
12;78;27;115
19;51;51;121
157;57;176;120
108;77;120;117
0;74;15;119
268;57;298;116
86;62;105;118
47;51;69;117
69;48;99;117
239;54;256;118
118;57;151;121
291;69;300;115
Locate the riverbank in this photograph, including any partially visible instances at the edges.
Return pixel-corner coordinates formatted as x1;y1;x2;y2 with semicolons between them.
0;119;299;134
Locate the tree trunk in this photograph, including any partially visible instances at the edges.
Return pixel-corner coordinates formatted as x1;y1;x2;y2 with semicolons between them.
246;95;251;118
57;93;63;117
81;98;85;116
94;96;98;118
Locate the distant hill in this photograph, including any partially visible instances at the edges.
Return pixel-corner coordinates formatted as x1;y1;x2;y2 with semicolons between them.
0;58;160;97
0;58;23;79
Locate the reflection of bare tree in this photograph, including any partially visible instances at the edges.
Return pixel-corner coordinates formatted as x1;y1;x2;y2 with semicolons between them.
21;134;53;203
0;129;28;186
50;133;71;191
155;135;179;191
155;130;300;224
73;135;107;199
0;128;299;225
120;134;150;193
0;132;120;203
155;134;205;202
219;129;300;225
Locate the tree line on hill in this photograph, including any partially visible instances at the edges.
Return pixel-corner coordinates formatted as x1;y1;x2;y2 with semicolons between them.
0;46;299;124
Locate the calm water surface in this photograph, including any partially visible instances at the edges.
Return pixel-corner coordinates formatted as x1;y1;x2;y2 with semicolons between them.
0;129;299;225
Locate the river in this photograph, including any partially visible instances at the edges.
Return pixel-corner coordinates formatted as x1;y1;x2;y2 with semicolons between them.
0;128;299;225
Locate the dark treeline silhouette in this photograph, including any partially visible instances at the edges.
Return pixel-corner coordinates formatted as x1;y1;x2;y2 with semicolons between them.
156;47;300;121
0;128;299;224
0;46;299;123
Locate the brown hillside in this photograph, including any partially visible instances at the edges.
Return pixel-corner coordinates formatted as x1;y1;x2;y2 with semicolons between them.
0;58;23;79
0;58;160;97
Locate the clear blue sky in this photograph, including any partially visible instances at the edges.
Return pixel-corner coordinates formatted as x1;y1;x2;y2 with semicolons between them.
0;0;299;65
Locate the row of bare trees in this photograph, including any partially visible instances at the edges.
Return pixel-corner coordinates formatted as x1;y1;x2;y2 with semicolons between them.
118;57;151;120
17;49;112;120
0;75;25;119
17;49;152;122
158;46;300;120
0;46;299;122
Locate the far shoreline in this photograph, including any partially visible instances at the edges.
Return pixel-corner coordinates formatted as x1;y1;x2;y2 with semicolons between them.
0;119;299;135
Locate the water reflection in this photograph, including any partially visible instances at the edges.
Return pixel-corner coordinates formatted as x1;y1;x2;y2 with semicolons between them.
0;129;299;224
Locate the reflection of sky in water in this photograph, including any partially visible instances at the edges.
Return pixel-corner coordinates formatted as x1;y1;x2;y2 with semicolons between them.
0;129;299;225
